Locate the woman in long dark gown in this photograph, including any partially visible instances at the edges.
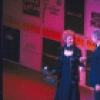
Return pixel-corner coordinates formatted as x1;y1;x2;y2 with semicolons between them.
54;30;84;100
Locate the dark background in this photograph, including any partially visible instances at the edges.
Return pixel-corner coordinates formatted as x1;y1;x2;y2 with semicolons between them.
86;50;93;87
42;37;61;71
0;0;3;99
3;26;20;62
64;0;84;34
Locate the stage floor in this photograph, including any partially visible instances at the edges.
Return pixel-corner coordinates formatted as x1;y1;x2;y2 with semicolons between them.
3;60;94;100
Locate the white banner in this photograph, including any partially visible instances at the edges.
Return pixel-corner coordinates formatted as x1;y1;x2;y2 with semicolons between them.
20;31;42;71
43;0;64;31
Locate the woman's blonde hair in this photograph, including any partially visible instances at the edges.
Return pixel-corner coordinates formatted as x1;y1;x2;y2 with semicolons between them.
63;30;75;42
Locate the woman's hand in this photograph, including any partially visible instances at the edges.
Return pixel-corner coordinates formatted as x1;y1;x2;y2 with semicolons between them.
79;67;86;71
95;84;100;91
80;57;86;62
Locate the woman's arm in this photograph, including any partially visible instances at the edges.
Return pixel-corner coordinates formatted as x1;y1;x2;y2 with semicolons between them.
51;47;63;75
75;48;85;67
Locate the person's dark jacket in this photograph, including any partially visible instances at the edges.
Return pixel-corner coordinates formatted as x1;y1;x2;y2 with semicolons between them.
87;46;100;87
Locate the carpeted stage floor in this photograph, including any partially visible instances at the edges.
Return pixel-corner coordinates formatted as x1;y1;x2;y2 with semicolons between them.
3;60;94;100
